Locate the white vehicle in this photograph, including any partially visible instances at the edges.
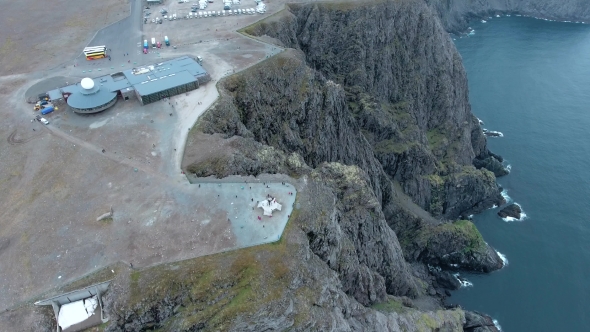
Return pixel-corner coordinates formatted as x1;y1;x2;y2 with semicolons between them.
39;117;49;125
173;13;177;19
234;9;238;14
232;0;240;4
238;9;242;14
250;8;255;13
199;11;203;18
218;11;221;16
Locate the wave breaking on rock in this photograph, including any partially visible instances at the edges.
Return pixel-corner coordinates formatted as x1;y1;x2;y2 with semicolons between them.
453;273;474;287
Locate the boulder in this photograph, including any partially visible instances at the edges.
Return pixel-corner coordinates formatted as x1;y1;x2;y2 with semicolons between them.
464;311;499;332
498;203;522;219
432;270;461;290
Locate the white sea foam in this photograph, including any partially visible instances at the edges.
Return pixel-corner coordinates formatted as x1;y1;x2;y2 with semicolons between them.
477;117;484;125
501;189;512;203
481;20;487;23
516;14;521;17
490;204;498;209
496;250;509;266
505;164;512;173
453;273;473;287
496;15;500;18
482;129;504;137
493;319;503;331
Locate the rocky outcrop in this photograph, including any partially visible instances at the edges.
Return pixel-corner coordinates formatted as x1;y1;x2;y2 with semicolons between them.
424;0;590;32
302;163;419;303
473;153;509;177
464;311;500;332
407;220;503;272
498;203;522;220
185;134;311;178
196;50;392;204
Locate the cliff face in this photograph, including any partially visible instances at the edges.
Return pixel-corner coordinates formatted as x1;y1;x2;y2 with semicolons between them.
245;0;505;221
424;0;590;32
197;53;421;304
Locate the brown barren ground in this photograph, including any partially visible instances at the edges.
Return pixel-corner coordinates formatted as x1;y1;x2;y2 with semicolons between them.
0;0;129;75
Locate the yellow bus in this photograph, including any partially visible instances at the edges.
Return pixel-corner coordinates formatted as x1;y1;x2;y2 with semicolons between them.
83;46;107;60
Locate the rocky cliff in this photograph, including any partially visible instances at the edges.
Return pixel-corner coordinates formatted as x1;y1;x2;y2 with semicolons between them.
103;0;543;330
424;0;590;32
244;0;506;221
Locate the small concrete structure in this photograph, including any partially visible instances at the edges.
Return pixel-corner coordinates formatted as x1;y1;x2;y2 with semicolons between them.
35;280;111;332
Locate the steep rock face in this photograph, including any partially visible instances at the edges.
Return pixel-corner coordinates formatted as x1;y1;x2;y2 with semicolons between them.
302;163;419;303
192;49;503;273
244;0;503;219
464;311;500;332
197;51;391;204
424;0;590;32
384;195;503;272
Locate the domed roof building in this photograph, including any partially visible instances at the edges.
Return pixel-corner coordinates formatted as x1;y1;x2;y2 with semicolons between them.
66;77;118;114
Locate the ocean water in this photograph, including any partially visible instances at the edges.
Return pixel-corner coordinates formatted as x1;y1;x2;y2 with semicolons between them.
452;17;590;331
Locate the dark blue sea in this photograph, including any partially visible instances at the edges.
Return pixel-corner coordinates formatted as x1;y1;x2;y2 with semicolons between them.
452;16;590;331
